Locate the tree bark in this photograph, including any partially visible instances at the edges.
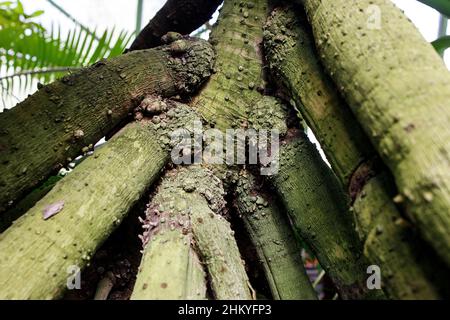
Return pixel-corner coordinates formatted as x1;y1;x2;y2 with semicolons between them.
264;5;444;299
128;0;223;51
188;0;382;299
271;128;384;300
234;170;317;300
302;0;450;266
132;229;207;300
132;166;253;300
191;0;270;130
0;38;214;216
0;99;200;299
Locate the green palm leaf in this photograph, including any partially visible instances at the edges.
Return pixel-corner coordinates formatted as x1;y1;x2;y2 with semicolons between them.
432;35;450;55
0;1;133;109
417;0;450;17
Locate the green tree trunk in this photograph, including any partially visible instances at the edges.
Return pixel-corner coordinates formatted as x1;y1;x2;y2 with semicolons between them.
0;38;214;216
302;0;450;266
235;170;317;300
263;5;444;299
0;100;200;299
132;166;253;300
189;0;382;299
191;0;269;130
272;128;384;300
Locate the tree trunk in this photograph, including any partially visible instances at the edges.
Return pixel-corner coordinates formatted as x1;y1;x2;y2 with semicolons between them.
128;0;223;51
188;0;381;299
0;99;200;299
132;166;253;300
302;0;450;266
132;228;207;300
272;128;384;300
234;170;317;300
0;38;214;216
264;5;444;299
191;0;270;130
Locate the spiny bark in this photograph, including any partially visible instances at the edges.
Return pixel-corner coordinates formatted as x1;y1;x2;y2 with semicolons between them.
234;170;317;300
191;0;270;130
264;6;444;299
131;212;206;300
272;128;384;300
247;95;383;299
264;6;373;186
132;166;253;300
190;0;380;299
302;0;450;266
0;37;214;217
128;0;223;51
0;99;200;299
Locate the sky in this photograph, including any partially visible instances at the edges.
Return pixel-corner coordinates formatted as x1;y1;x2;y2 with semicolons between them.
2;0;449;110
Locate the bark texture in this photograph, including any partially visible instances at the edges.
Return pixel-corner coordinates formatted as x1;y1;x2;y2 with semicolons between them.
303;0;450;266
264;6;445;299
235;170;317;300
128;0;223;51
191;0;269;130
246;95;382;299
0;100;200;299
272;129;384;300
0;38;214;216
132;166;253;300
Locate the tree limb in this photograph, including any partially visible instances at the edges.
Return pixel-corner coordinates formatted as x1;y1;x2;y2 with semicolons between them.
128;0;223;51
0;37;214;217
264;5;446;299
303;0;450;267
234;170;317;300
0;99;200;299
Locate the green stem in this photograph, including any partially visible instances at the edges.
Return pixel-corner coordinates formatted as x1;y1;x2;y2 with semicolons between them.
0;100;201;299
235;170;317;300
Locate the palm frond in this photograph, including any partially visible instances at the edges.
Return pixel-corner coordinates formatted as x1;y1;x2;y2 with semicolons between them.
432;35;450;56
417;0;450;17
0;1;133;109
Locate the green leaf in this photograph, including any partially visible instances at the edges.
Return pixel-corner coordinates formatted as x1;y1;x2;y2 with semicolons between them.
417;0;450;17
432;35;450;55
1;21;132;108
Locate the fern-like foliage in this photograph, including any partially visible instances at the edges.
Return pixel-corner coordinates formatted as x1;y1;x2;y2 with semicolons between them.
0;0;133;109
